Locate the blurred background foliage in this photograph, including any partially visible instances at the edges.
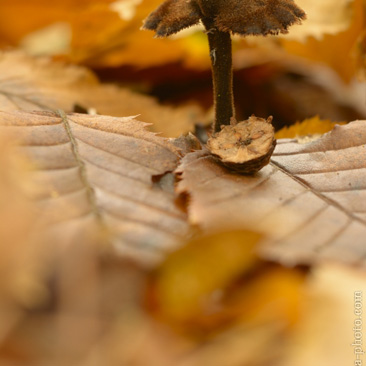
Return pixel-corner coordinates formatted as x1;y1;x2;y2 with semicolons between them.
0;0;365;131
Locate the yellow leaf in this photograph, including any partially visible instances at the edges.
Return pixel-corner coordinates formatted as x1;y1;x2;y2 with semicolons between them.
275;116;346;139
150;230;261;324
0;0;209;69
149;230;305;333
226;266;304;327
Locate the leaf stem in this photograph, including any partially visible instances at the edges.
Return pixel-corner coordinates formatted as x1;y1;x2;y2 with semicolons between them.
202;18;235;133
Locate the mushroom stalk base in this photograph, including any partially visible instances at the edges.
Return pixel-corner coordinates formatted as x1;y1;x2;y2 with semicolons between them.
203;20;235;133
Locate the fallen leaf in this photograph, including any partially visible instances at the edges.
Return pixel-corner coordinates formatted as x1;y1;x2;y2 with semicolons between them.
148;229;304;335
149;230;261;325
0;0;209;69
0;51;203;136
176;120;366;267
0;109;189;266
3;109;366;269
275;116;346;139
280;0;365;81
235;1;363;82
171;267;304;366
281;0;354;41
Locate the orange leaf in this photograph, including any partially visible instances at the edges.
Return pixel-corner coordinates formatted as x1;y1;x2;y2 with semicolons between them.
280;0;365;81
149;230;261;325
275;116;346;139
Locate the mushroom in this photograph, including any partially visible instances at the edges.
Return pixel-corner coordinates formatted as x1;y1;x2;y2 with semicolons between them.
142;0;306;174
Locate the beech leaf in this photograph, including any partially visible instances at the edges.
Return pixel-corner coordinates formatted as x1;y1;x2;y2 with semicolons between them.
3;108;366;269
0;110;189;266
176;120;366;267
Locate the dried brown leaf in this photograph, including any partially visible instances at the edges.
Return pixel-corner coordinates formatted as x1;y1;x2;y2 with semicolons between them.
176;120;366;267
0;109;189;266
0;51;203;136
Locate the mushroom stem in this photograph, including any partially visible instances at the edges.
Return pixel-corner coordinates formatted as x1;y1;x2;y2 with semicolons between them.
203;19;235;133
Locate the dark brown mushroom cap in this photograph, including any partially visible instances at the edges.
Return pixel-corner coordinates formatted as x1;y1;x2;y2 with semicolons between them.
142;0;306;37
143;0;201;37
